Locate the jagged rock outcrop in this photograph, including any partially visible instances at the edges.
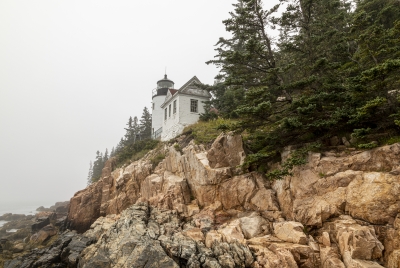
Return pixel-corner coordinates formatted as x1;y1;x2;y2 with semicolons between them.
78;202;255;268
4;231;95;268
61;133;400;267
0;204;72;266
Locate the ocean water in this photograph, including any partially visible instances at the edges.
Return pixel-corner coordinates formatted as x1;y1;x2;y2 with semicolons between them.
0;220;7;227
0;202;52;217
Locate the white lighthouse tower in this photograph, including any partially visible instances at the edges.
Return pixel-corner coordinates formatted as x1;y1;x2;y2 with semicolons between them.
151;74;174;139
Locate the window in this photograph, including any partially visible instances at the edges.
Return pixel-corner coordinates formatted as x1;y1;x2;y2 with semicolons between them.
190;99;198;113
164;108;167;120
173;100;177;114
169;104;171;117
152;103;155;110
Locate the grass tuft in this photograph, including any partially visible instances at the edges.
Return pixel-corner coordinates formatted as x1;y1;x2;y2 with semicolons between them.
183;118;237;145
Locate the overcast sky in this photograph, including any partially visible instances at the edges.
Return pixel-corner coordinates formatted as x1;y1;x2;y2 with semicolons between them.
0;0;277;207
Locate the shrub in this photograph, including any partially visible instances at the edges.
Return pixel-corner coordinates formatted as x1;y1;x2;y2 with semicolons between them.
150;153;165;168
265;143;321;180
358;142;378;149
385;136;400;145
174;144;183;154
183;118;238;145
115;139;160;167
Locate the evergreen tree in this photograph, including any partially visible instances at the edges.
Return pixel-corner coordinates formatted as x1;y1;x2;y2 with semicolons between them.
270;0;353;138
103;148;109;163
92;151;103;182
87;161;93;186
110;147;115;157
132;116;140;142
139;107;152;139
206;0;282;119
115;138;125;155
123;116;141;145
124;116;134;145
208;0;398;175
346;0;400;129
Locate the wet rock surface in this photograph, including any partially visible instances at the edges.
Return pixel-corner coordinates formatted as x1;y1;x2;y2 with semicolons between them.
0;202;71;267
4;231;94;268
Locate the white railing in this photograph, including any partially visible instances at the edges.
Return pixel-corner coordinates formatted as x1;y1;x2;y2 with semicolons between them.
153;127;162;140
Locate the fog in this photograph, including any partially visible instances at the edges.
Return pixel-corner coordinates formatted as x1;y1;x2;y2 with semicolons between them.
0;0;280;208
0;0;243;206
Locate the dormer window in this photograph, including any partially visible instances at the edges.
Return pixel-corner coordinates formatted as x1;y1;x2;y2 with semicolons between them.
164;108;167;120
169;104;171;117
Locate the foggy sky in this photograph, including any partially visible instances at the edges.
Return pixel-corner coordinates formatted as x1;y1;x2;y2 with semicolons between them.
0;1;276;207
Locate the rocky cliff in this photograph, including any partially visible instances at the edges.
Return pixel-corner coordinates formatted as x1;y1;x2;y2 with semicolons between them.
22;134;400;267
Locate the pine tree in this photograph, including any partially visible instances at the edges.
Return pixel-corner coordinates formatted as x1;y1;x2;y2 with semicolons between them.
92;151;104;182
103;148;109;163
346;0;400;129
206;0;282;119
110;147;115;157
124;117;134;145
87;161;93;186
115;138;125;154
207;0;355;174
132;116;140;142
271;0;353;137
139;107;152;139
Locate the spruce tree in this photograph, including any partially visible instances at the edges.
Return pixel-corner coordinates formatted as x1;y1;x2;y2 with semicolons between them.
132;116;140;143
103;148;109;163
346;0;400;130
115;138;125;154
92;151;104;182
206;0;282;119
87;161;93;186
139;107;152;139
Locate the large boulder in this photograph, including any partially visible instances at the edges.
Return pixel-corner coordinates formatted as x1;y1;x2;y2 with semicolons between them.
239;214;269;239
31;216;51;233
322;216;384;267
273;144;400;227
207;133;246;169
273;221;308;245
30;224;57;245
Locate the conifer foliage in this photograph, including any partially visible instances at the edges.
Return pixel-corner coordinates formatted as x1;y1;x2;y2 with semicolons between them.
86;106;156;185
206;0;400;177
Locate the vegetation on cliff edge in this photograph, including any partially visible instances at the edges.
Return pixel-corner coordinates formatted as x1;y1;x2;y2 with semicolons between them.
87;106;154;185
201;0;400;178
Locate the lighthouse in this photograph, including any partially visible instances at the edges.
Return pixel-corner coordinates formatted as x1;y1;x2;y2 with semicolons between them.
151;74;174;139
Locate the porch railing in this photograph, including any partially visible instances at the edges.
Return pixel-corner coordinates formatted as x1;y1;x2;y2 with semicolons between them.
153;127;162;140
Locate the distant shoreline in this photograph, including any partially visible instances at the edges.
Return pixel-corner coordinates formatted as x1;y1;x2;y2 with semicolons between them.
0;203;53;218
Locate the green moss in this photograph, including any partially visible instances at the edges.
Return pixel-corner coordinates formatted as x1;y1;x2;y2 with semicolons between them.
183;118;238;145
150;153;165;168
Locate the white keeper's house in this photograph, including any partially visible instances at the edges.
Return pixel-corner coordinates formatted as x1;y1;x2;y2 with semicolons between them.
151;74;211;141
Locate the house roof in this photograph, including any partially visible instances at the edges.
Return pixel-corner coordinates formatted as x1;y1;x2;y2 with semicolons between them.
169;89;178;96
161;76;211;108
